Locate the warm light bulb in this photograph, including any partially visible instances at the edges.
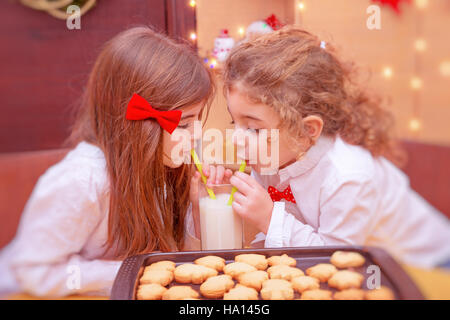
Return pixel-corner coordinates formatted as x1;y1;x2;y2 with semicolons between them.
382;67;393;79
439;61;450;77
415;0;428;9
409;118;422;132
238;27;245;37
298;1;305;11
414;39;427;52
189;0;196;8
189;32;197;41
410;77;423;90
210;59;217;68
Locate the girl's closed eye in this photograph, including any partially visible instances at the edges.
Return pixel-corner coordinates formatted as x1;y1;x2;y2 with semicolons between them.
178;122;191;129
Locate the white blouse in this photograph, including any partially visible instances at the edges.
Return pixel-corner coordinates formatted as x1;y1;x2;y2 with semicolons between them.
252;135;450;268
0;141;199;298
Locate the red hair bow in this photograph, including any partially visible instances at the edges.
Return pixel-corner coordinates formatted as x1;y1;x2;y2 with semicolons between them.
126;93;182;134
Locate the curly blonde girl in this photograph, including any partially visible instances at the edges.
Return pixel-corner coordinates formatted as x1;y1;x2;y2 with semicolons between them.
223;25;405;167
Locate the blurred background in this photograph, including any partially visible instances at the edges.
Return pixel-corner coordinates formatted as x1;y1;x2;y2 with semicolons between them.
0;0;449;298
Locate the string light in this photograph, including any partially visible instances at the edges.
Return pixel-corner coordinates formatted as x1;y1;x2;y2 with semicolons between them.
189;32;197;41
414;0;428;9
414;39;427;52
210;58;217;69
189;0;196;8
410;77;423;90
408;118;422;132
238;27;245;37
439;61;450;77
382;66;393;79
298;1;305;11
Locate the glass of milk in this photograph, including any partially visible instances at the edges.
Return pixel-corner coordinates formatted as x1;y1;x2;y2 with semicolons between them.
198;184;243;250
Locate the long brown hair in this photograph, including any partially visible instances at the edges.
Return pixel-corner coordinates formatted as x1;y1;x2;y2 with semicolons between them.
224;26;405;167
67;26;214;258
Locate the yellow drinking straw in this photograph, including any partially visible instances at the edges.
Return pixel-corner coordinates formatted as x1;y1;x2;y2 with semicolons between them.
190;149;216;199
228;160;247;206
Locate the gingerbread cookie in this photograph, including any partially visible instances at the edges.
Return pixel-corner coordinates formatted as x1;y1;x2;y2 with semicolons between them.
330;251;366;268
140;268;173;286
306;263;338;282
223;262;257;280
144;260;176;272
194;255;226;272
174;263;218;284
260;279;294;300
291;276;320;293
328;270;364;290
235;254;268;270
365;286;395;300
199;275;235;299
267;254;297;267
267;265;304;281
300;289;333;300
237;270;269;291
333;288;365;300
136;283;167;300
223;284;259;300
162;285;200;300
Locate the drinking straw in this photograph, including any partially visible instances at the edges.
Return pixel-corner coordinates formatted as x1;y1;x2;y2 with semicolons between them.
228;160;247;205
190;149;216;199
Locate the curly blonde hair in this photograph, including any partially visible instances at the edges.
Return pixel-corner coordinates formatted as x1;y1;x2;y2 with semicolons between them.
223;26;405;167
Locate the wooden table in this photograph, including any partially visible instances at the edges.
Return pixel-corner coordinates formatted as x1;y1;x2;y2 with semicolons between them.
4;265;449;300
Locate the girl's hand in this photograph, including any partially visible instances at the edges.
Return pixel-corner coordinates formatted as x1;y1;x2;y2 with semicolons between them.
189;171;201;238
230;172;274;234
203;164;233;187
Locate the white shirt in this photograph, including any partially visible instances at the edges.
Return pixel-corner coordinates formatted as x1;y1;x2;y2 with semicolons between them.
253;135;450;268
0;141;199;298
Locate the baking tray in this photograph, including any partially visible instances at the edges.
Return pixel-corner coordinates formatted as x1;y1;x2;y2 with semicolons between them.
110;246;424;300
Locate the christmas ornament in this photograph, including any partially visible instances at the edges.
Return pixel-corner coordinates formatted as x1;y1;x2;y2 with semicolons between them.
212;29;235;62
371;0;411;14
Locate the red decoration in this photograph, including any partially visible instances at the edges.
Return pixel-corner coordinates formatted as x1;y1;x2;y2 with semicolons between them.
371;0;411;14
265;14;284;30
126;93;182;134
268;185;296;204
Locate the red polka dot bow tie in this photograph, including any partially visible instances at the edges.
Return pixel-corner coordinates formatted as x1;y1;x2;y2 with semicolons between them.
267;185;296;204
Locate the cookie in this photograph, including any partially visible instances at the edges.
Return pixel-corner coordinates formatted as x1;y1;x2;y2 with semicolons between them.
174;263;218;284
330;251;366;268
333;288;365;300
136;283;167;300
162;285;200;300
365;286;395;300
223;262;257;280
260;279;294;300
291;276;320;293
300;289;333;300
328;270;364;290
199;275;235;299
144;260;176;272
235;254;268;270
223;284;259;300
267;254;297;267
237;270;269;291
267;265;304;281
140;268;173;286
305;263;338;282
194;256;226;272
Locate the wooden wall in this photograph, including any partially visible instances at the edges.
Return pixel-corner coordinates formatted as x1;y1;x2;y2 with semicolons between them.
0;0;196;153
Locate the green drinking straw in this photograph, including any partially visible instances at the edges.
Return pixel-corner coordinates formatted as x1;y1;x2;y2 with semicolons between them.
190;149;216;199
228;160;247;206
